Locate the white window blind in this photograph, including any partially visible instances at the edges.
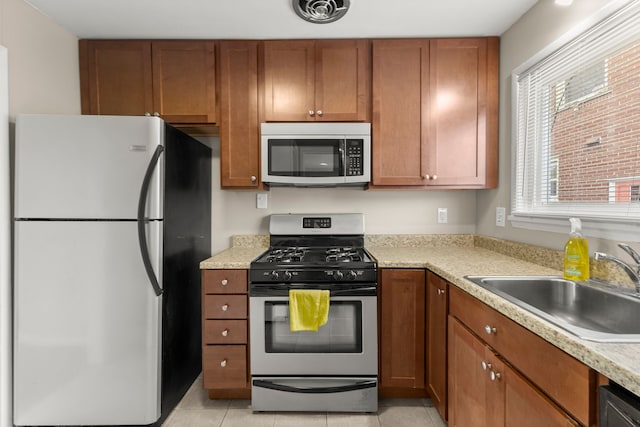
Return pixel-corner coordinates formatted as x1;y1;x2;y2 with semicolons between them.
513;1;640;224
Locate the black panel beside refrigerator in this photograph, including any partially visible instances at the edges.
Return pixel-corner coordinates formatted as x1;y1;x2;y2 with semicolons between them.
156;124;211;426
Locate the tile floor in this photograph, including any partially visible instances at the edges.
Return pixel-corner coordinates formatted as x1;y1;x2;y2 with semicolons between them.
163;376;447;427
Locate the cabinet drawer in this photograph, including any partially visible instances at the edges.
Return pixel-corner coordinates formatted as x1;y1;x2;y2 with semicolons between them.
204;320;247;344
204;294;247;319
202;270;247;294
203;345;247;389
449;286;592;426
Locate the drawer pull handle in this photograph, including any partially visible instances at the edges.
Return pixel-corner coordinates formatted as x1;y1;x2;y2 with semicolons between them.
220;359;227;368
481;361;492;371
309;110;315;116
484;325;497;335
222;304;229;312
490;370;502;381
221;279;228;286
221;329;229;337
437;288;445;295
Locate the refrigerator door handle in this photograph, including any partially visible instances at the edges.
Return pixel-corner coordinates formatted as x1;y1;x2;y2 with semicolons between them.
137;144;164;297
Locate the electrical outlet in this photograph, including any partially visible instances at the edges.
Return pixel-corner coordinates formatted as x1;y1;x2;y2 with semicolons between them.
437;208;448;224
257;193;268;209
496;207;506;227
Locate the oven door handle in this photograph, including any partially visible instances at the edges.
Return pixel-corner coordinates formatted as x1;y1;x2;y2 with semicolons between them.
252;379;377;394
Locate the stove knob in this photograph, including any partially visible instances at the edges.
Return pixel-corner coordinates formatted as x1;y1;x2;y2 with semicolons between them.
270;271;279;280
283;271;292;281
335;271;344;280
348;271;358;280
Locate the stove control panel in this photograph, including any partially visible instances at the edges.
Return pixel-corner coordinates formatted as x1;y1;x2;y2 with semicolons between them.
251;268;376;283
302;217;331;229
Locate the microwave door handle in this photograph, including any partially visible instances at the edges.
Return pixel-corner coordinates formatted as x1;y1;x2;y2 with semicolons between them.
252;379;377;394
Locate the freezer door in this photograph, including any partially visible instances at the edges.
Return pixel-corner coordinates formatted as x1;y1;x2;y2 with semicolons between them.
13;220;162;426
14;114;164;220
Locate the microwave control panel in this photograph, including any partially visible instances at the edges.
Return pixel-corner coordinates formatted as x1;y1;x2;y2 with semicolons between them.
345;139;364;176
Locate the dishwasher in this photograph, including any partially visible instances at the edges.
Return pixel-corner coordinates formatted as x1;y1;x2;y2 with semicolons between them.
601;384;640;426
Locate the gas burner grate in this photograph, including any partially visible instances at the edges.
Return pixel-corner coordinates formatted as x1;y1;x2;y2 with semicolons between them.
264;248;306;263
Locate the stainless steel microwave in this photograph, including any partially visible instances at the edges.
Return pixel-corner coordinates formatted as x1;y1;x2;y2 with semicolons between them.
261;122;371;187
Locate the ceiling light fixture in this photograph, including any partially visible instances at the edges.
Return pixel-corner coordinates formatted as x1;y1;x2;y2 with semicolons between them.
292;0;350;24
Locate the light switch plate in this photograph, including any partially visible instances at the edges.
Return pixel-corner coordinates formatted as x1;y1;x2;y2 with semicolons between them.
257;193;268;209
496;207;506;227
437;208;448;224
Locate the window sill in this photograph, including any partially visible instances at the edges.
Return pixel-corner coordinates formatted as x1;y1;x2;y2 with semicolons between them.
509;214;640;242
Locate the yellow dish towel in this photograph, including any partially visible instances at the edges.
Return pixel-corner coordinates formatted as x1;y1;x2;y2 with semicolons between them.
289;289;330;332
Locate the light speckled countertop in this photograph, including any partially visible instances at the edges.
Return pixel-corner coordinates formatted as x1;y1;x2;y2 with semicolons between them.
200;234;640;397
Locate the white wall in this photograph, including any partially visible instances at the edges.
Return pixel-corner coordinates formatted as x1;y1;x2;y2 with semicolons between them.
204;137;477;254
476;0;638;255
0;0;80;118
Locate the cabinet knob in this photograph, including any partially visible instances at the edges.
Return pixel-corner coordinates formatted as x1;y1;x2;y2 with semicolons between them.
221;279;228;286
481;361;492;371
250;176;257;183
220;359;227;368
221;329;229;337
316;110;323;116
308;110;315;116
490;370;502;381
437;288;445;295
222;304;229;312
484;325;497;335
423;174;430;180
144;112;151;117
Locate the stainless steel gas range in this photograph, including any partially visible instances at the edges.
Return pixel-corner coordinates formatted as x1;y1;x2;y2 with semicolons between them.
249;213;378;412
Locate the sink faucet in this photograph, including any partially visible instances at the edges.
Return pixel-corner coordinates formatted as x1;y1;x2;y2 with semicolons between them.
594;243;640;292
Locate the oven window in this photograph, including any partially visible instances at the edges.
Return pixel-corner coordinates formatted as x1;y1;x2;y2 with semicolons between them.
268;139;341;177
264;301;362;353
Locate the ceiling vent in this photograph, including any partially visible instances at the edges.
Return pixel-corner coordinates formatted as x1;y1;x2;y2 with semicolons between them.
292;0;350;24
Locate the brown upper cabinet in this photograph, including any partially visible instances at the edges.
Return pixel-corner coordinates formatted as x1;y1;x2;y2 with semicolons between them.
371;38;498;188
80;40;217;124
219;40;261;188
262;39;370;122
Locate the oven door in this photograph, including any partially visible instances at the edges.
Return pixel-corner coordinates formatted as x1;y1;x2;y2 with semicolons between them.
249;293;377;376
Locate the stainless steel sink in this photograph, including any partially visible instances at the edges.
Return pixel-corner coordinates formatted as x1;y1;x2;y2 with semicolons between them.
464;276;640;343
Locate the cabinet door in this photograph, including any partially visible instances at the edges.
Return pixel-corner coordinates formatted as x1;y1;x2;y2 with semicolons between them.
426;272;448;420
371;39;430;186
315;39;370;122
448;316;498;427
263;40;315;121
151;41;216;123
504;364;580;427
379;269;426;390
80;40;153;116
427;38;498;188
219;41;260;188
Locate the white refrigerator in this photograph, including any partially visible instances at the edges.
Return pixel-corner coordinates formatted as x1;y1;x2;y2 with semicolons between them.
13;114;211;426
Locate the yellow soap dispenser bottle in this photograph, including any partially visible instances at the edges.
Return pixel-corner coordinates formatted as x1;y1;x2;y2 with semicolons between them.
563;217;590;281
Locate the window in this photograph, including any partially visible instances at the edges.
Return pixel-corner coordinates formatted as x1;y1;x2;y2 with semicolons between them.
555;59;608;110
548;157;559;202
512;1;640;235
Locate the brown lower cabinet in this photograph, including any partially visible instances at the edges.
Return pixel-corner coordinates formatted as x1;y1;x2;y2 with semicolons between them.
448;285;595;427
201;269;250;399
379;269;427;397
426;272;448;420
